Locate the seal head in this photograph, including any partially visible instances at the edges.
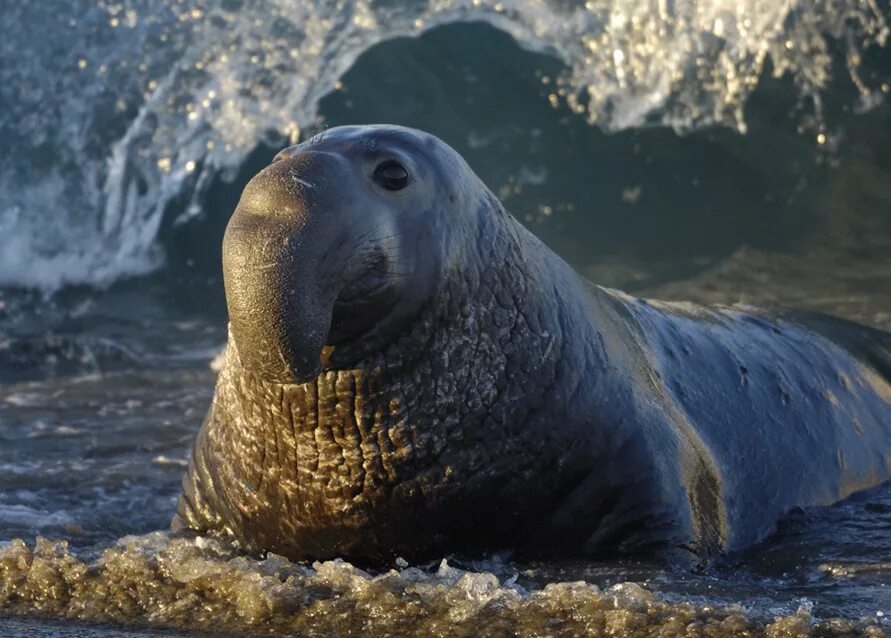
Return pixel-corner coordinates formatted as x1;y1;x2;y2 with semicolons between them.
223;126;475;383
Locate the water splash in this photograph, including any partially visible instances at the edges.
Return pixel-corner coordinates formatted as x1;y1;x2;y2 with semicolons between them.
0;533;883;635
0;0;888;290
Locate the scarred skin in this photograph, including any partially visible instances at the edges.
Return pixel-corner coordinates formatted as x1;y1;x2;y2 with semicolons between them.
175;125;891;563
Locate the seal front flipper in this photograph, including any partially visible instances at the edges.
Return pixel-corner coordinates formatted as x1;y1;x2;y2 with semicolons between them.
587;286;730;559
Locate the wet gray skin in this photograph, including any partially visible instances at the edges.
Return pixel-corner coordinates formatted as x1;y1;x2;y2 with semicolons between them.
175;124;891;564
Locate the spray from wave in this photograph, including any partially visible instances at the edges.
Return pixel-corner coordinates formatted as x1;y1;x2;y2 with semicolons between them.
0;0;888;290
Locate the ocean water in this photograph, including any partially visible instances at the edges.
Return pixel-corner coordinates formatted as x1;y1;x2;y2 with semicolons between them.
1;0;891;635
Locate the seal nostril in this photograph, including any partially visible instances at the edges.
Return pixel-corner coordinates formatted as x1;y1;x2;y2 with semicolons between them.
373;160;409;191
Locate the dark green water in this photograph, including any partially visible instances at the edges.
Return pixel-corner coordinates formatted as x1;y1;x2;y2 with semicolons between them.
1;1;891;635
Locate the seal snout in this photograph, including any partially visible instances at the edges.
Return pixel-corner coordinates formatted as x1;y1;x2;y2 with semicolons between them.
222;153;345;384
221;140;429;385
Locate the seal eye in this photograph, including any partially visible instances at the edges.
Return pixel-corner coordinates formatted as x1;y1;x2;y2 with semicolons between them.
373;160;409;191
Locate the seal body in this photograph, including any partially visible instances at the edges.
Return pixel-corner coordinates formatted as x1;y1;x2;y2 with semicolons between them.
176;125;891;562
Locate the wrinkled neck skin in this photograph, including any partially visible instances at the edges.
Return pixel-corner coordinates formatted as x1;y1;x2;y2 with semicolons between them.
177;201;693;563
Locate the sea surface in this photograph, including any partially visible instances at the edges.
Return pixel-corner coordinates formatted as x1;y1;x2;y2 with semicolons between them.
1;0;891;635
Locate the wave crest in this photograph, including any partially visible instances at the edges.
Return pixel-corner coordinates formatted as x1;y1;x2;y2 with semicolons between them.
0;0;888;289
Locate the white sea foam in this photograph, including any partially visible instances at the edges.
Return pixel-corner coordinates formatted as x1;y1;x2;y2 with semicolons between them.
0;532;882;635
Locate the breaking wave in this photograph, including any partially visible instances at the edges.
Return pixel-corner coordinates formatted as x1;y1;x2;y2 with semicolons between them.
0;0;888;290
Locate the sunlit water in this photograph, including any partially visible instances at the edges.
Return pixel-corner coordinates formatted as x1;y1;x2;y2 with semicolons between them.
1;0;891;635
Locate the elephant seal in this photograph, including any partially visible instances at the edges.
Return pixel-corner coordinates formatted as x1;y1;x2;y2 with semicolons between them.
175;125;891;563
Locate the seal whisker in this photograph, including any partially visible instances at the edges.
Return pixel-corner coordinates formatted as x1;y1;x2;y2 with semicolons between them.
290;175;315;189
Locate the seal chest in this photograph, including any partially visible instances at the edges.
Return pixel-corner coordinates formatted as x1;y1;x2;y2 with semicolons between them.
176;124;891;562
